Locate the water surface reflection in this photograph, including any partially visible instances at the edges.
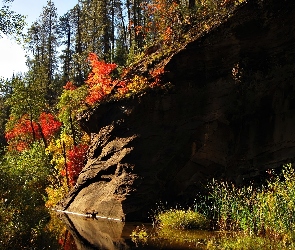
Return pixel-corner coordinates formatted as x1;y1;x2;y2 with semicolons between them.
60;213;215;249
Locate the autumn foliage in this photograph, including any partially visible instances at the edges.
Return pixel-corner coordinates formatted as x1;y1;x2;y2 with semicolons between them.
62;143;88;187
63;81;77;91
83;52;163;105
85;53;117;104
140;0;183;43
5;113;62;151
39;113;63;139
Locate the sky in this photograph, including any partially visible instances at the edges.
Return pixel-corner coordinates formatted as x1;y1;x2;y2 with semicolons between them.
0;0;78;79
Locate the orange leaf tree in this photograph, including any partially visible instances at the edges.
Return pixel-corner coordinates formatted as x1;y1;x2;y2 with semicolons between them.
85;53;117;105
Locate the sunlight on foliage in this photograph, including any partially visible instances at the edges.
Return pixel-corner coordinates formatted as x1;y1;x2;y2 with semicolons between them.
45;129;90;207
128;0;246;67
85;53;117;104
131;225;149;246
200;164;295;248
155;208;209;230
5;112;61;151
60;52;165;109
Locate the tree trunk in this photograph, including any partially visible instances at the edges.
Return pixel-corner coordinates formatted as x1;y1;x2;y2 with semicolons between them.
189;0;195;9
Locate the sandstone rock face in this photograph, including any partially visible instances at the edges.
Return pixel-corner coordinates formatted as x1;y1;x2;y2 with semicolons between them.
60;0;295;221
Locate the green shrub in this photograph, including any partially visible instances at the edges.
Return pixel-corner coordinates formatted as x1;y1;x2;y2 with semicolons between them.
0;142;59;248
155;208;210;230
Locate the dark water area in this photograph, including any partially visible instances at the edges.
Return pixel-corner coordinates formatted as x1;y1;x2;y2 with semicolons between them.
57;212;215;250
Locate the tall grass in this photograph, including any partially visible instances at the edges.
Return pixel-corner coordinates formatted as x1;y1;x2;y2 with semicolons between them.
203;164;295;244
133;164;295;249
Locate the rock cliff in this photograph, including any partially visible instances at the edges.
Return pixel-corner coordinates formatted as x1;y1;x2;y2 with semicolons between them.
59;0;295;221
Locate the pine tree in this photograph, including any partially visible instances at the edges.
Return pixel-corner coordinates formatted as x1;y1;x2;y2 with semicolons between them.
59;12;74;83
25;0;60;103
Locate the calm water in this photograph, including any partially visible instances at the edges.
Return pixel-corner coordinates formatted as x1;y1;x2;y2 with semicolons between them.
55;212;218;250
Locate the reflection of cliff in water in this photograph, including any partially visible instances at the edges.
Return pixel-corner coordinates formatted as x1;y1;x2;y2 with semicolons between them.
62;214;128;250
61;213;211;250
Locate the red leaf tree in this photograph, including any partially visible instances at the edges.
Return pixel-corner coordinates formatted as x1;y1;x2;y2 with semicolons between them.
5;112;62;151
61;143;88;186
85;53;117;105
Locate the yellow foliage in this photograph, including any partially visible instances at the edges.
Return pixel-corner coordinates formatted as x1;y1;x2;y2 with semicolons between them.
45;181;69;208
127;75;149;94
45;131;89;207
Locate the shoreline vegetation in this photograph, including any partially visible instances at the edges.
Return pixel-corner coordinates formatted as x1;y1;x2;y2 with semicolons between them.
131;164;295;249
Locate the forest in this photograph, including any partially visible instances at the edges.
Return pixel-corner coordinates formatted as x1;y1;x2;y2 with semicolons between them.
2;0;294;249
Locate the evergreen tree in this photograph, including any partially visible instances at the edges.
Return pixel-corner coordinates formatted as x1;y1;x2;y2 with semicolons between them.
25;0;60;103
64;4;87;84
59;12;74;83
0;0;26;38
78;0;111;60
112;0;129;65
